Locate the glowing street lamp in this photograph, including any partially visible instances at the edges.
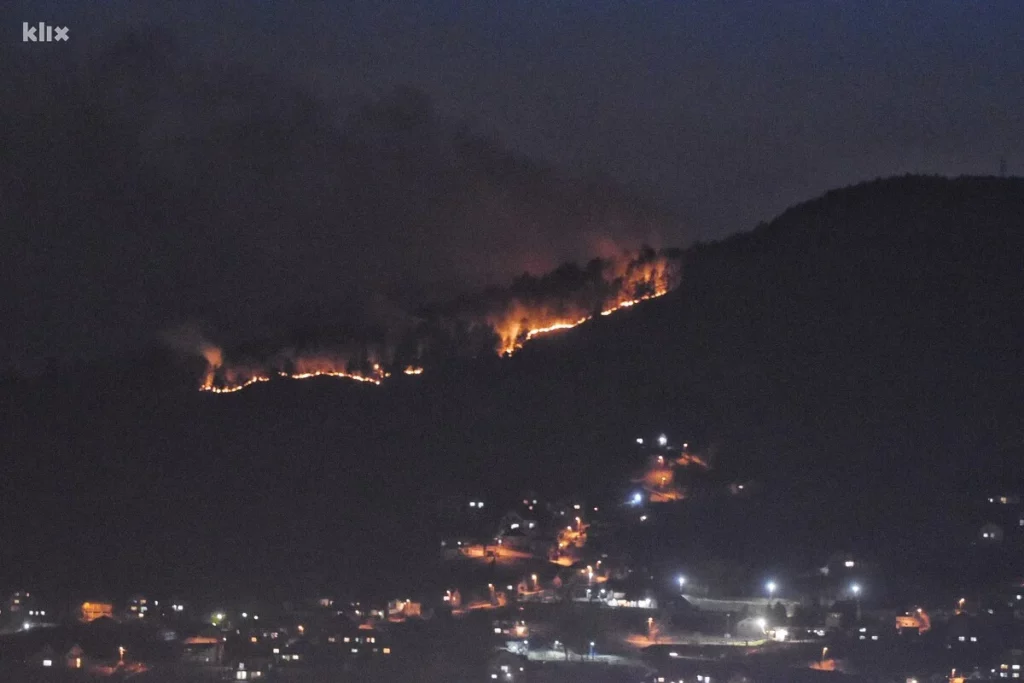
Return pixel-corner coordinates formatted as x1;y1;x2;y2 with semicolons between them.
658;434;668;446
677;575;687;592
118;646;126;663
766;581;777;599
851;583;862;622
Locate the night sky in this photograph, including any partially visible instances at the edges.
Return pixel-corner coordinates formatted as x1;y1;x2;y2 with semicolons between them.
3;1;1023;366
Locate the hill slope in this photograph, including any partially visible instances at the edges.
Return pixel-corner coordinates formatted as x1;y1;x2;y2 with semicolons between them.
2;175;1022;598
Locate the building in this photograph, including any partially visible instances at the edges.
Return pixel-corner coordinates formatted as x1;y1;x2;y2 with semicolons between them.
993;649;1024;679
79;601;114;623
181;635;224;664
126;595;151;619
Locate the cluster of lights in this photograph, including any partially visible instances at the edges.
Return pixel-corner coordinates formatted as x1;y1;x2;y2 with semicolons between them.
468;501;485;509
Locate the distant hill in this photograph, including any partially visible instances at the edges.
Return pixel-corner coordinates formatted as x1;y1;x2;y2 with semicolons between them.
2;175;1022;599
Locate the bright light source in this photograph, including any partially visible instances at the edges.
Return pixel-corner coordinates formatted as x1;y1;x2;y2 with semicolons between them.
766;581;777;595
242;612;248;618
756;618;767;630
639;515;648;521
631;492;643;505
43;659;52;667
851;583;862;595
844;560;855;567
636;438;644;444
658;434;668;446
677;575;687;588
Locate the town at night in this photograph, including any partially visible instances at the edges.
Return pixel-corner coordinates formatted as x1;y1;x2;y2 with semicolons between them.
2;2;1024;681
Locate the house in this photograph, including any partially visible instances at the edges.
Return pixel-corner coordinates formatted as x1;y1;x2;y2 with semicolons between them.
387;599;423;620
65;644;86;670
30;644;58;668
994;649;1024;679
326;625;391;658
80;601;114;622
488;650;527;680
498;527;532;552
126;595;151;619
181;635;224;664
947;614;987;648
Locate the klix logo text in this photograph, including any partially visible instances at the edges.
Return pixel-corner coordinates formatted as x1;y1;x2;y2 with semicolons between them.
23;22;69;42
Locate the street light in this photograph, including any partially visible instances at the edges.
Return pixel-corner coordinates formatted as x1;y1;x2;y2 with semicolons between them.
766;581;777;598
658;434;668;446
851;583;862;622
677;575;687;592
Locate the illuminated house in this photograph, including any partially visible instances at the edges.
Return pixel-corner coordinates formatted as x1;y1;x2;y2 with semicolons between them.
126;595;150;619
386;599;423;620
232;661;265;680
182;636;224;664
994;649;1024;679
65;644;86;670
79;601;114;622
326;626;391;658
30;645;58;669
5;591;32;615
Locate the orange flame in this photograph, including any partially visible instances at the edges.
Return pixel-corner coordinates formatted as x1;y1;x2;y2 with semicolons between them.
490;255;676;356
197;251;679;393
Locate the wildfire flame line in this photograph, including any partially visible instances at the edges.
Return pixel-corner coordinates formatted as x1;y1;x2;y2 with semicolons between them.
500;290;668;356
197;251;678;394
